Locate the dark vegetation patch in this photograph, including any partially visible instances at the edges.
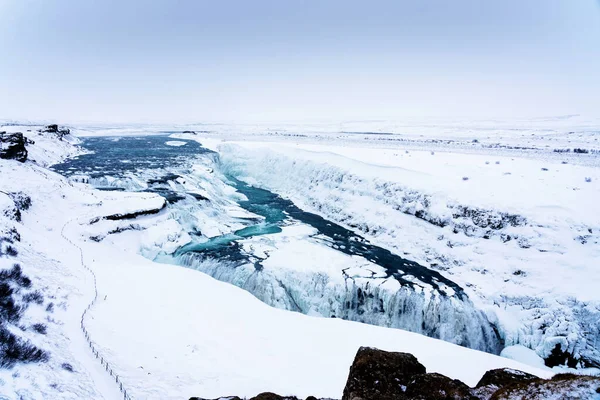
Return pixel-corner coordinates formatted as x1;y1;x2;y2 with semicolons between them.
0;327;49;368
8;192;32;212
0;264;49;368
3;245;18;257
61;362;74;372
22;290;44;305
31;323;47;335
1;191;31;223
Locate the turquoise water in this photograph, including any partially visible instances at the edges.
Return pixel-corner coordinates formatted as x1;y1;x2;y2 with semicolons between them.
53;136;465;298
179;177;465;298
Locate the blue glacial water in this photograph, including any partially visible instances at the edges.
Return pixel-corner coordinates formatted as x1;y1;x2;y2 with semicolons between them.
51;135;503;354
53;135;465;297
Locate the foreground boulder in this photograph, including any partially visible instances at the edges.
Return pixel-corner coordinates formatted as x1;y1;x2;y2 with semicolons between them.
490;373;600;399
405;373;476;400
476;368;537;389
189;347;600;400
190;394;328;400
0;132;28;162
471;368;539;399
342;347;426;400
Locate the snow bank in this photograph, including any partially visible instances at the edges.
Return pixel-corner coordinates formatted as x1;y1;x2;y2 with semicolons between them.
170;224;503;354
83;233;552;399
208;140;600;366
0;124;557;399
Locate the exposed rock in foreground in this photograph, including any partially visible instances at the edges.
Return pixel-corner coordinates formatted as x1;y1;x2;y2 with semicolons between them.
190;394;334;400
190;347;600;400
342;347;426;400
0;132;28;162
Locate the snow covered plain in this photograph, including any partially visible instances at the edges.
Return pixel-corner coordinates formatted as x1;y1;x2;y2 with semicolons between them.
0;119;596;398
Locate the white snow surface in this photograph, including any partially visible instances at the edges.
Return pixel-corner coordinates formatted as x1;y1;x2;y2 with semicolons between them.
172;126;600;366
0;124;558;398
164;141;187;147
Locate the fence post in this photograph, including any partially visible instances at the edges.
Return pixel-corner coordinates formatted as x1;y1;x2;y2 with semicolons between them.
65;218;133;399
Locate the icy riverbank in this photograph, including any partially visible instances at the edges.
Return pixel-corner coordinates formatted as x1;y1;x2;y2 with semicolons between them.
0;124;555;399
175;134;600;368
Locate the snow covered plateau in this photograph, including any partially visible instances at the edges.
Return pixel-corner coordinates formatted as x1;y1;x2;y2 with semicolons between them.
1;117;599;399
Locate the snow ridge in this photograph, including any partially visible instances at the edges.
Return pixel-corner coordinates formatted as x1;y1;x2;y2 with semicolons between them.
213;142;600;367
174;250;503;354
61;218;133;400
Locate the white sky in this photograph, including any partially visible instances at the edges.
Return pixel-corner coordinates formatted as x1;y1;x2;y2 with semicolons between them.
0;0;599;124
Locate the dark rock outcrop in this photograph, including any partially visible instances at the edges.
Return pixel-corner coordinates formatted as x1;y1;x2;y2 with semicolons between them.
188;348;600;400
476;368;537;389
251;393;299;400
405;373;476;400
190;397;243;400
94;199;167;222
43;124;59;133
490;373;600;400
189;395;328;400
42;124;70;140
0;132;28;162
342;347;426;400
544;343;579;368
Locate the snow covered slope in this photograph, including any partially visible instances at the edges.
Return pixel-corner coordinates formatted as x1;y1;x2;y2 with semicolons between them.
177;134;600;368
0;126;555;399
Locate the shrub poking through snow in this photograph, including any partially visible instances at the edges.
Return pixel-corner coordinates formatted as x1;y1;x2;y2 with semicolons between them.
585;177;592;183
1;204;21;222
462;176;469;181
31;323;47;335
573;148;589;154
0;282;22;323
0;326;49;367
61;362;74;372
0;265;31;288
4;245;18;257
0;264;49;368
8;192;31;212
22;290;44;305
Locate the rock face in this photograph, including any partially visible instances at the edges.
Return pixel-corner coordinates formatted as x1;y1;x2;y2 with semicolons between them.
490;373;600;400
189;394;327;400
476;368;537;389
0;132;28;162
404;373;476;400
342;347;426;400
188;348;600;400
42;124;70;140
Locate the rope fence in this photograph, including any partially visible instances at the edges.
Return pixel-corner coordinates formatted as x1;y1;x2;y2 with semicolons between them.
61;219;133;400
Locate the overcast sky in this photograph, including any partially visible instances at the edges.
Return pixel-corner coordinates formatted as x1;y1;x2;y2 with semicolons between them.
0;0;599;123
